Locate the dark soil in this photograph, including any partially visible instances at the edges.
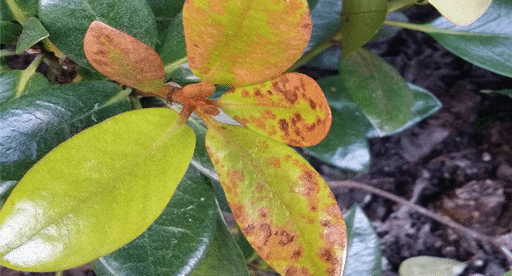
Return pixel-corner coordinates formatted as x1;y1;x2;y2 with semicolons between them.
2;5;512;276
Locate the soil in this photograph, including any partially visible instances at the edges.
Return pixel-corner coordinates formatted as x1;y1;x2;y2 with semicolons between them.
2;5;512;276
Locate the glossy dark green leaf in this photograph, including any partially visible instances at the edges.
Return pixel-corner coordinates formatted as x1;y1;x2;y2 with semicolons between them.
10;0;37;17
307;0;319;10
424;0;512;78
1;0;13;21
0;68;49;104
307;0;341;50
168;63;201;86
0;21;22;44
304;76;370;172
343;204;381;276
492;89;512;99
0;181;17;202
0;81;131;181
338;48;413;135
159;12;187;71
339;0;387;57
146;0;185;37
399;256;467;276
15;17;49;54
93;166;248;276
39;0;157;70
0;108;195;271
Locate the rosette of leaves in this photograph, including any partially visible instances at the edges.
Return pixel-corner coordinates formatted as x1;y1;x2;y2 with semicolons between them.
0;0;348;275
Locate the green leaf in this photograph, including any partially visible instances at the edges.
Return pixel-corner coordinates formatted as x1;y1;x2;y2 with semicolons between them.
15;17;49;54
424;0;512;78
304;76;370;172
168;63;201;86
159;13;187;72
399;256;467;276
182;0;312;87
0;108;195;272
205;122;347;276
0;21;22;44
0;69;49;104
385;83;442;135
39;0;157;70
491;89;512;99
307;0;341;50
217;73;332;147
343;204;381;276
146;0;185;37
1;0;13;21
339;0;387;57
93;166;248;276
10;0;37;17
338;48;413;135
0;81;131;181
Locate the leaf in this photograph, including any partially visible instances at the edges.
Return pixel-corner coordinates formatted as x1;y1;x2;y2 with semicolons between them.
168;63;201;87
217;73;332;147
83;21;168;97
429;0;492;26
159;12;187;71
0;21;22;44
306;0;342;51
343;204;381;276
339;0;387;57
492;89;512;99
502;270;512;276
424;0;512;78
39;0;157;71
385;83;442;135
15;17;49;54
146;0;186;37
182;0;312;87
399;256;467;276
93;166;248;276
338;48;413;135
0;69;49;104
0;81;131;181
0;181;17;202
205;123;347;276
0;108;195;272
0;0;13;21
9;0;37;17
304;76;370;172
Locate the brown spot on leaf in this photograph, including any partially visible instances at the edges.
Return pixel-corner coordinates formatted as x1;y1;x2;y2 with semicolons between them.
279;119;289;136
263;110;276;119
285;266;313;276
254;88;264;98
269;157;281;169
308;98;317;109
242;89;250;97
323;219;347;248
318;247;337;266
291;247;303;260
267;90;273;96
259;223;272;246
228;170;244;188
299;167;320;211
258;207;269;219
277;229;295;246
273;76;298;104
231;204;247;223
243;223;256;235
326;267;337;276
327;203;343;219
257;140;269;151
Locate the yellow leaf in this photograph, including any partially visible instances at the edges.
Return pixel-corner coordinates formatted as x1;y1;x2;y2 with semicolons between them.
182;0;312;87
217;73;332;147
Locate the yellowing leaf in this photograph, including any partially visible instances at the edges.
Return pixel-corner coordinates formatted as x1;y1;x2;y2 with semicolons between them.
83;21;169;97
0;108;195;272
205;123;347;276
217;73;332;147
182;0;312;87
429;0;493;26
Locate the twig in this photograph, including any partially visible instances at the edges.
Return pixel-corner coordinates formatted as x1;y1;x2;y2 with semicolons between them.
328;179;512;264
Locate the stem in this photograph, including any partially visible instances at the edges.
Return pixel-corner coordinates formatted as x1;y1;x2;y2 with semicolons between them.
288;30;342;72
328;180;504;246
